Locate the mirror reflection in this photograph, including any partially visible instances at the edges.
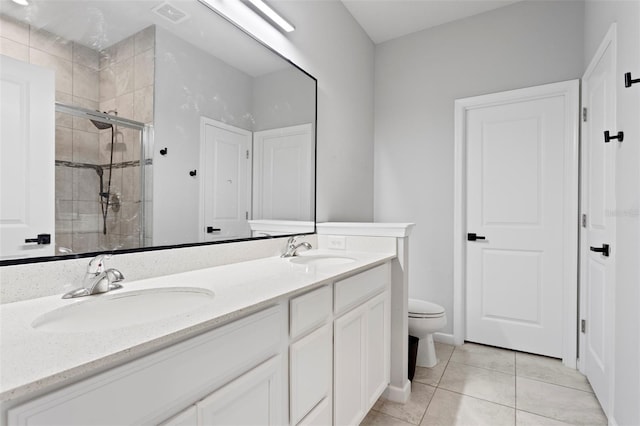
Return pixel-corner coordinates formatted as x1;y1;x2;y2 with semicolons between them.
0;0;316;262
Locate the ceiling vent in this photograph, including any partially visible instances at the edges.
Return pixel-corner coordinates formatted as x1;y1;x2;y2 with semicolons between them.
152;2;190;24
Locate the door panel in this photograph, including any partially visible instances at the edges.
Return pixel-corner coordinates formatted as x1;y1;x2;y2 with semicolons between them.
465;83;577;358
581;25;616;414
482;249;541;323
200;119;251;241
482;117;541;226
253;124;313;221
0;56;55;259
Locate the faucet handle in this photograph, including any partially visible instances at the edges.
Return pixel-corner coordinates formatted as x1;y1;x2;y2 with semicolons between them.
87;254;111;274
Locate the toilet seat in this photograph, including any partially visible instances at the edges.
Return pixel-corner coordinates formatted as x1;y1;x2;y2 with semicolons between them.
408;299;445;318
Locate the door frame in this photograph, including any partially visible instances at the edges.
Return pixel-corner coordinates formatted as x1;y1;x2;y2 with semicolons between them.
198;117;253;242
453;80;580;367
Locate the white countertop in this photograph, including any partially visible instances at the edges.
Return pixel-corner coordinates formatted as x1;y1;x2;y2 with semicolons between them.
0;250;394;402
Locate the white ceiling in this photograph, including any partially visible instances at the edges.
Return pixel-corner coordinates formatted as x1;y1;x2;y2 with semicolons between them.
341;0;522;44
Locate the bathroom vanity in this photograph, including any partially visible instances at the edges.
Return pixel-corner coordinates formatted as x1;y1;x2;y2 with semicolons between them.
0;250;395;425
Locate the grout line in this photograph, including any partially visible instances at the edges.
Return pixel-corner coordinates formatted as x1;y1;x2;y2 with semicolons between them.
445;359;516;377
516;375;596;394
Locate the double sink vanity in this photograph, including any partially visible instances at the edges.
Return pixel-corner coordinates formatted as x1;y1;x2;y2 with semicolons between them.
0;226;413;425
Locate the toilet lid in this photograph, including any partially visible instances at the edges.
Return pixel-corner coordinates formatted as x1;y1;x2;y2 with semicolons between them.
408;298;445;316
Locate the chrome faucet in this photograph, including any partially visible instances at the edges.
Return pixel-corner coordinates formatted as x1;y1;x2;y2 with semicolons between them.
281;236;312;258
62;254;124;299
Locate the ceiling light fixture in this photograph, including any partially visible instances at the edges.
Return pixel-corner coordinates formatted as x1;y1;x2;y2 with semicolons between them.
11;0;29;6
246;0;295;33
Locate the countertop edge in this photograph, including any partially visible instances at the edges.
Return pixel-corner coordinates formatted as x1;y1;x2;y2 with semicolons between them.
0;253;395;403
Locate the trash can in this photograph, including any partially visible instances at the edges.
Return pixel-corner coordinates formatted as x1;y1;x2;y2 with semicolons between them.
408;335;419;381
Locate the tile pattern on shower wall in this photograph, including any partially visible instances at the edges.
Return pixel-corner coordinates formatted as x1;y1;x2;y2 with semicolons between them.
0;14;155;254
99;26;154;251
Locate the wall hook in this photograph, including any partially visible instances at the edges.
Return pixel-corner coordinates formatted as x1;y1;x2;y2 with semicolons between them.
604;131;624;143
624;72;640;88
189;169;197;177
159;147;168;156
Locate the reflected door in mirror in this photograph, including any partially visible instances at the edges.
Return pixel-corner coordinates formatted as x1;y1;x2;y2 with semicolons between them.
0;56;55;260
200;119;252;241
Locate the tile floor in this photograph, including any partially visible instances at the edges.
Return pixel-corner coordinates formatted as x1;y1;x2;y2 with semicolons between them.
361;342;607;426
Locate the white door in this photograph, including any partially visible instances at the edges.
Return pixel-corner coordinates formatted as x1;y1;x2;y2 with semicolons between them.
0;55;55;260
580;24;617;415
463;81;579;358
200;118;251;241
253;124;314;221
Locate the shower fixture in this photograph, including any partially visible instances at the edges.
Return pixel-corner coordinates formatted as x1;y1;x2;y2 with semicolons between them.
90;111;119;235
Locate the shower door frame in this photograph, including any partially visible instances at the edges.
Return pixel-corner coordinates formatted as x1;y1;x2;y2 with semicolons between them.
55;102;150;248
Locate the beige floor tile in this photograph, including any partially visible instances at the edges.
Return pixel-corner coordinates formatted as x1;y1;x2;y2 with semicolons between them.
420;388;515;426
516;377;607;426
413;364;447;387
439;361;516;407
434;342;455;363
516;410;576;426
413;343;454;386
516;352;592;392
374;382;436;424
360;410;415;426
450;342;515;374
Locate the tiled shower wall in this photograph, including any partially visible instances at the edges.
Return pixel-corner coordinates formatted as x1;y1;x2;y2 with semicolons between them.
0;14;154;254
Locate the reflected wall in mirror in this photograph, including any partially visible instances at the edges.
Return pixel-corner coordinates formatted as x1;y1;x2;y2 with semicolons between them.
0;0;317;263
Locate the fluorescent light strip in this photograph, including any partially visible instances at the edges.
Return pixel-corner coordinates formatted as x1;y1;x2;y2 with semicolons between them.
247;0;295;32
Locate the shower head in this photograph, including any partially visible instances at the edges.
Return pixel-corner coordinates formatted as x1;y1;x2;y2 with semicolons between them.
90;118;112;130
89;110;117;130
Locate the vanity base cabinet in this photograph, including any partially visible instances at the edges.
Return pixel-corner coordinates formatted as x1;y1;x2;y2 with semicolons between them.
7;305;286;426
334;290;390;426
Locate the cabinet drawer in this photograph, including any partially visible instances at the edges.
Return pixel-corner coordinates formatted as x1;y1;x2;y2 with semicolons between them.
8;305;285;426
334;263;389;315
290;285;332;339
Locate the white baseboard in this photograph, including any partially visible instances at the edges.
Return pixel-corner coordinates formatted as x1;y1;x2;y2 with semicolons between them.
383;380;411;404
433;332;456;346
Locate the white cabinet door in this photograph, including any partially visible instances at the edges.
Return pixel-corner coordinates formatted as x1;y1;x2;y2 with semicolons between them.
159;406;197;426
334;304;366;426
290;323;332;425
334;290;391;426
198;355;283;426
365;292;390;408
298;397;331;426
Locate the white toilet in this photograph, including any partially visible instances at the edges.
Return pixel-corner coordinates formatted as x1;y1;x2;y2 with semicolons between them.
408;298;447;368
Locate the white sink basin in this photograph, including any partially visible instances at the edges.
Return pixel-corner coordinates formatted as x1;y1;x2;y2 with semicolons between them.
288;255;356;267
32;287;215;333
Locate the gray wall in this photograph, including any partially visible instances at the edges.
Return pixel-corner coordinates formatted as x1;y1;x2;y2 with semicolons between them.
252;67;316;132
153;27;254;245
373;0;585;334
269;1;376;222
584;2;640;424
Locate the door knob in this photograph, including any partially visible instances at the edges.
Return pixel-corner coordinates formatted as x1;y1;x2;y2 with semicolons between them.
467;233;486;241
25;233;51;245
206;226;221;233
590;244;610;257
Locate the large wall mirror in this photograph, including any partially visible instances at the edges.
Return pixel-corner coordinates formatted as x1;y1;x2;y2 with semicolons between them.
0;0;316;264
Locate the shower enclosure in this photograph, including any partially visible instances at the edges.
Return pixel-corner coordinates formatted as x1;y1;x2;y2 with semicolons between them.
54;103;150;254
